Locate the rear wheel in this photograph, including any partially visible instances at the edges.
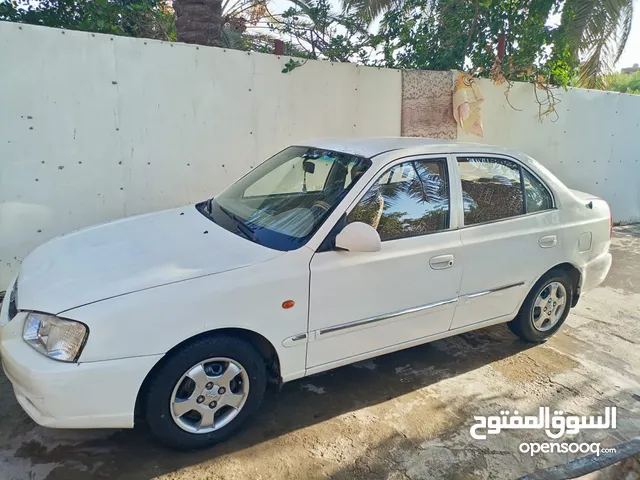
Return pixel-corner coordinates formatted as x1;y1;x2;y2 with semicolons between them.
143;335;266;450
507;270;573;342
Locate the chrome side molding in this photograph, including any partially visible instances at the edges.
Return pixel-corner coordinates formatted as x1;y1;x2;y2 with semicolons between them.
466;281;525;300
289;282;525;344
318;297;458;336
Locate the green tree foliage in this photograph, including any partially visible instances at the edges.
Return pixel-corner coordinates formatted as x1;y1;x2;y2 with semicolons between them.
604;71;640;94
1;0;633;91
372;0;575;86
360;0;634;88
0;0;304;55
265;0;580;87
0;0;177;40
265;0;372;62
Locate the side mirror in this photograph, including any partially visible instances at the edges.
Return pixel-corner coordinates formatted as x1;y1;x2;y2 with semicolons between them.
335;222;381;252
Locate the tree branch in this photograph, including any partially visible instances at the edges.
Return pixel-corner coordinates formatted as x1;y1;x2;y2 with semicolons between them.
461;0;479;69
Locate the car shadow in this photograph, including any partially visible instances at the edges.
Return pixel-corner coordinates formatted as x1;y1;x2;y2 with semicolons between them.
10;324;537;480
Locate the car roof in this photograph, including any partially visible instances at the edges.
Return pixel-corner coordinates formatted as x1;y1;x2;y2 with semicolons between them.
295;137;570;203
298;137;491;160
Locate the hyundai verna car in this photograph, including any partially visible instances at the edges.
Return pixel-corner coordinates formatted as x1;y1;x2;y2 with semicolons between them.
0;138;612;449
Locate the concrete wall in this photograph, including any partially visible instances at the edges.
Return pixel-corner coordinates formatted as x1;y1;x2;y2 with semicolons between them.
2;21;639;289
0;22;402;286
458;78;640;224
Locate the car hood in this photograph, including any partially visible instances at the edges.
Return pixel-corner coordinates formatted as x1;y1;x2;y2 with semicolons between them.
17;206;283;314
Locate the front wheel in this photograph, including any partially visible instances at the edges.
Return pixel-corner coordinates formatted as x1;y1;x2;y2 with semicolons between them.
142;335;267;450
507;270;573;342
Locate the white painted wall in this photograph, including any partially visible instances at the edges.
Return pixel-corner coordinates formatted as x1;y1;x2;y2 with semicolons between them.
2;20;639;290
458;78;640;224
0;22;401;287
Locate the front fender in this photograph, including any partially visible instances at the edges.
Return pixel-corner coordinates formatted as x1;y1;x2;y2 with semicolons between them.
64;249;312;382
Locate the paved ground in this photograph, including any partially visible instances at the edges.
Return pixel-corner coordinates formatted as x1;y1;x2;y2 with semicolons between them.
1;226;639;480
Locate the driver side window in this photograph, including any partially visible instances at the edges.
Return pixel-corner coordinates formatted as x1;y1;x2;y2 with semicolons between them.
348;159;450;241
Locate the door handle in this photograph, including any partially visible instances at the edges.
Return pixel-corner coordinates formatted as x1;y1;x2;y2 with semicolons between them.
430;254;454;270
539;235;557;248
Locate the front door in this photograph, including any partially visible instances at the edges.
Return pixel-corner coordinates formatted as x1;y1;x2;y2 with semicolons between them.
306;156;463;371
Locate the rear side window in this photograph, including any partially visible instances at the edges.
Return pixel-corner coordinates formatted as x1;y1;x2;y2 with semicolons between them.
348;159;449;241
523;169;553;212
459;157;523;225
458;156;553;226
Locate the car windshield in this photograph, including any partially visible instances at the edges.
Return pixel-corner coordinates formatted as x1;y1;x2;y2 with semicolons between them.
197;146;372;251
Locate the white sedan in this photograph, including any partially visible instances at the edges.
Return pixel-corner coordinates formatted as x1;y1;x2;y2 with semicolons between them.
0;138;612;449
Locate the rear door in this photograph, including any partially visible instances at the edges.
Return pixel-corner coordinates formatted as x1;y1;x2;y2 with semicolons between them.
306;155;464;371
450;154;563;330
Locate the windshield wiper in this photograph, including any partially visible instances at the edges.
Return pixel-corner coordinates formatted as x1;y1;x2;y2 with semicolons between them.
235;220;258;243
219;206;258;243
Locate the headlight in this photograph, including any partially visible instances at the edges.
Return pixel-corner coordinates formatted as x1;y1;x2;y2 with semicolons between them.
23;313;88;362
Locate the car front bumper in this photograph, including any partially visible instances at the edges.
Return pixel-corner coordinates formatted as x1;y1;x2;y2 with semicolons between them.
0;309;162;429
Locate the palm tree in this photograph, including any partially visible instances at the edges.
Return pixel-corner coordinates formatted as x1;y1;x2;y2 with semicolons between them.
174;0;223;46
174;0;267;47
341;0;402;23
562;0;634;88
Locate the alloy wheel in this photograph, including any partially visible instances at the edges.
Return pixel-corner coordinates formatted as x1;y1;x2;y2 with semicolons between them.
531;282;567;332
169;357;250;434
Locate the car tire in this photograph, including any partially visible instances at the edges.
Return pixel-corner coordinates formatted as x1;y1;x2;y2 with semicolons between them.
507;270;573;343
142;335;267;450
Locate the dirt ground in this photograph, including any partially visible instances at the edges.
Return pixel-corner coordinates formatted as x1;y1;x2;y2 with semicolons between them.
1;226;639;480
